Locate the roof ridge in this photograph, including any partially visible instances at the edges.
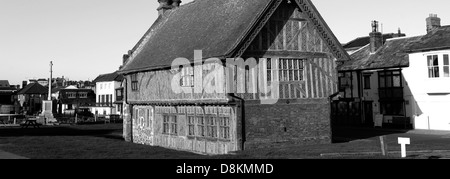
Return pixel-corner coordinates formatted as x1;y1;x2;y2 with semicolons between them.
386;35;423;42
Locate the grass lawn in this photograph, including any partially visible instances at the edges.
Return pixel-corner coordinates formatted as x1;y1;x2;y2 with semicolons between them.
1;124;450;159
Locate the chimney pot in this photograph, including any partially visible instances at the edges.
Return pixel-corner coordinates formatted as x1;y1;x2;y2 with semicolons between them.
157;0;181;15
172;0;182;8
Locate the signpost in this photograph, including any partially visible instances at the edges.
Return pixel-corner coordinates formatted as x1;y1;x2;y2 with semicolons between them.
398;137;411;158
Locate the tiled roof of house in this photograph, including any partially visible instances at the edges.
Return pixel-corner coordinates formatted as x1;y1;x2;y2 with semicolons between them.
407;25;450;52
339;36;423;71
119;0;272;73
343;33;406;50
93;72;124;83
119;0;350;74
16;82;48;95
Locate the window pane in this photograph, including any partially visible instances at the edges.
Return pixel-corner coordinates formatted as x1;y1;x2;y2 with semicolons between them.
283;70;288;81
445;67;449;77
393;75;401;87
267;58;271;69
364;75;371;89
429;68;434;78
427;56;432;66
379;76;385;88
433;55;439;66
294;70;299;81
386;76;392;87
444;55;449;65
435;67;440;78
289;70;293;81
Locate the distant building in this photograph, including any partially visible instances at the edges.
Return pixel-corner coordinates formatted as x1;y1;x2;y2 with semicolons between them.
54;86;95;115
15;83;48;115
91;72;123;117
343;29;406;55
0;80;19;114
0;80;10;88
336;15;450;131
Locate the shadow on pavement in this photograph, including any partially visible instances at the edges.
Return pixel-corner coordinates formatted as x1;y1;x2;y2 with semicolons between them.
332;125;410;143
0;125;122;140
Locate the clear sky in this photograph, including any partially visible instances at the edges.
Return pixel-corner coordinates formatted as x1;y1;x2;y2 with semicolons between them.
1;0;449;86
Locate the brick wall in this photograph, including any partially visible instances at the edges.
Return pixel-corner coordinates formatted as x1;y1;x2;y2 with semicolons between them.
244;98;331;149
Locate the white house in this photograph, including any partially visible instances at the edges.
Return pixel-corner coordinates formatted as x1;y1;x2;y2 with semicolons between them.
335;15;450;131
92;72;123;117
404;25;450;130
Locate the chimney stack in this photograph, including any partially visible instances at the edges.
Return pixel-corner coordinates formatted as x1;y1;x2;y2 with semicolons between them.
157;0;181;16
22;81;27;89
426;14;441;33
370;20;383;53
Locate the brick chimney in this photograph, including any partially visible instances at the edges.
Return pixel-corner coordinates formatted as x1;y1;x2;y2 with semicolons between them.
172;0;182;8
370;20;383;53
426;14;441;33
157;0;181;16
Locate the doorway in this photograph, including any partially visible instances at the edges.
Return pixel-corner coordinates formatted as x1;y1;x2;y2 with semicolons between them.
363;101;374;126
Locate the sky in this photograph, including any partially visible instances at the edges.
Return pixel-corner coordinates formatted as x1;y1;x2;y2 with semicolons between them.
1;0;449;86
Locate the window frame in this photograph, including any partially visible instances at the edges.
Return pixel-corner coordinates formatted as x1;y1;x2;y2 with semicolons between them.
187;116;196;136
131;73;139;91
444;54;449;78
78;92;88;99
363;74;371;90
180;66;194;87
196;116;206;137
427;55;440;78
219;117;231;140
163;115;170;134
267;58;304;82
67;92;76;99
206;116;218;138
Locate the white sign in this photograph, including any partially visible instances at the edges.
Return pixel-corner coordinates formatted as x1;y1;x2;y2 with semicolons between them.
398;137;411;158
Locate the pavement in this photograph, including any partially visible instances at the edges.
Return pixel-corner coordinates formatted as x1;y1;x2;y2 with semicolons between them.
0;148;28;159
330;126;450;159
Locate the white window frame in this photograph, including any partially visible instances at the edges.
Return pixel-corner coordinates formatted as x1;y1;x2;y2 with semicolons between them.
444;54;449;78
426;53;450;79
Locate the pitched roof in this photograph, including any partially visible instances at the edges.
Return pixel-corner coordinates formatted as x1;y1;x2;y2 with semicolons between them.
0;80;10;88
16;83;48;95
407;25;450;52
343;33;406;50
0;87;17;91
339;36;423;71
93;72;124;83
119;0;349;74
